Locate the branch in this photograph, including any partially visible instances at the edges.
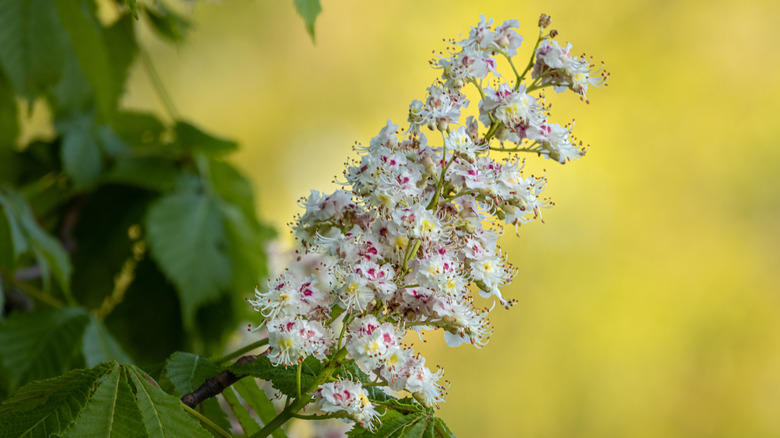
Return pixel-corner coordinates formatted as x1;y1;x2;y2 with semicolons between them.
180;354;260;408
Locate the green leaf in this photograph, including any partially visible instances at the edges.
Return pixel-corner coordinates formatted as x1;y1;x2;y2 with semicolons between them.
51;49;94;113
220;201;272;297
209;159;274;299
293;0;322;41
125;0;139;19
371;412;423;438
230;355;323;398
0;0;69;98
110;111;166;147
97;124;130;157
143;2;191;43
127;366;212;438
0;187;72;295
0;191;29;263
175;122;237;155
0;70;19;185
208;160;256;218
230;377;288;438
82;314;134;367
161;352;220;396
57;112;103;190
401;415;430;438
198;397;232;438
62;363;145;437
222;381;261;436
145;192;231;329
423;420;436;438
104;157;180;192
54;0;137;118
0;212;14;274
0;306;90;392
432;418;456;437
0;363;113;438
103;13;138;94
347;409;404;438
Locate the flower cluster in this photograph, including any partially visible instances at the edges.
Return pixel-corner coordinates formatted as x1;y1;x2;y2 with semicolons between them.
248;14;606;430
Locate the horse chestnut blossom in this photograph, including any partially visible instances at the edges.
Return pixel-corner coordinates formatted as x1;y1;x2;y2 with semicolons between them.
247;13;607;434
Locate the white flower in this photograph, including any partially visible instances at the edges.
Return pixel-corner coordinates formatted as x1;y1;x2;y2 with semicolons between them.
266;316;332;366
315;380;381;430
529;123;585;164
402;356;447;406
445;126;486;160
336;273;374;312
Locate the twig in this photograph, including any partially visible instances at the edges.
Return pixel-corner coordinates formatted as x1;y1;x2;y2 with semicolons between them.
180;354;259;409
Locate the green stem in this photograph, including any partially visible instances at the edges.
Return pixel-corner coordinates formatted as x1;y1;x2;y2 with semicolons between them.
181;403;231;438
426;136;449;210
250;348;350;438
506;55;523;88
1;271;64;308
289;412;346;420
488;146;536;154
484;120;503;143
469;79;496;125
139;48;179;121
517;28;545;89
215;338;269;365
402;239;422;274
296;362;303;400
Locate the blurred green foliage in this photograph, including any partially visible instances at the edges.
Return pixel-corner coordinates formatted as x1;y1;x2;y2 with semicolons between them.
0;0;274;402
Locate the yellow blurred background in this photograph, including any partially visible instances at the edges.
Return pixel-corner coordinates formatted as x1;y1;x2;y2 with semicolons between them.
123;0;780;436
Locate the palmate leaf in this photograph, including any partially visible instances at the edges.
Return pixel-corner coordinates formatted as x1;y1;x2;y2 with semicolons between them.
293;0;322;41
161;352;220;396
145;192;231;329
54;0;137;118
142;2;191;43
81;314;134;367
56;111;103;190
0;69;18;185
347;402;455;438
128;366;212;438
0;363;113;438
0;190;29;265
229;377;288;438
104;157;181;192
0;363;213;438
62;365;144;437
124;0;139;19
0;306;89;392
230;355;323;398
0;187;73;295
175;122;237;155
222;383;261;436
209;158;275;323
348;410;435;438
0;0;69;98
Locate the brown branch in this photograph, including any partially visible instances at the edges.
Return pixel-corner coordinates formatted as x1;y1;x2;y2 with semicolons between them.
180;354;259;408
